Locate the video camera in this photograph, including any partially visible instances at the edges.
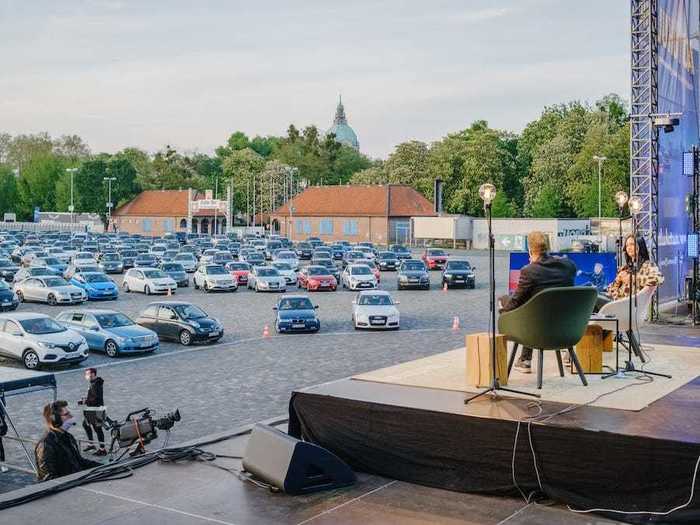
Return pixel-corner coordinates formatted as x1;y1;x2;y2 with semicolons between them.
105;408;180;449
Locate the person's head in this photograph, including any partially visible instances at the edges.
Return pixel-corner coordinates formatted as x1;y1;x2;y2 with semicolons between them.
624;235;650;266
84;368;97;382
42;400;72;431
527;231;549;263
594;262;604;274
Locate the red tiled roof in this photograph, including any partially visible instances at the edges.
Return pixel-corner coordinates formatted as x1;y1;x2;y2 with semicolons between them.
272;185;435;218
113;190;189;217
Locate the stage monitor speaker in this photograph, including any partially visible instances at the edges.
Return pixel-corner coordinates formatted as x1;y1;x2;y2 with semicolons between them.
242;424;356;495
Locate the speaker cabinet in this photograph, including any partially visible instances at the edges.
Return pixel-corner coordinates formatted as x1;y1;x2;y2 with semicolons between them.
242;424;356;495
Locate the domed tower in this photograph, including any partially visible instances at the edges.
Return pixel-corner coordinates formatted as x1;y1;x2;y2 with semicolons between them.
328;95;359;151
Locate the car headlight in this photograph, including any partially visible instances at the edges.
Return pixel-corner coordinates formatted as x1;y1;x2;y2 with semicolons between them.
39;342;56;349
444;273;452;278
399;275;408;281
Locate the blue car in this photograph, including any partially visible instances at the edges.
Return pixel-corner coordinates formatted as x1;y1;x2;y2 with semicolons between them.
56;309;159;357
69;272;119;300
0;280;19;311
273;294;320;333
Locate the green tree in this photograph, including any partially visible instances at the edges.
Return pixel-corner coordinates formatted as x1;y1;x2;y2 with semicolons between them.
222;148;266;218
0;165;19;216
350;166;387;185
17;153;65;219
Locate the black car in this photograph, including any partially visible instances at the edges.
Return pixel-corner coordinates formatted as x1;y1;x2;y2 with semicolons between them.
120;250;139;269
136;302;223;346
377;251;399;271
397;260;430;290
441;259;476;289
329;244;345;260
390;245;412;260
244;251;265;267
134;254;158;268
0;280;19;311
99;253;124;274
160;262;189;287
295;242;314;260
0;259;20;282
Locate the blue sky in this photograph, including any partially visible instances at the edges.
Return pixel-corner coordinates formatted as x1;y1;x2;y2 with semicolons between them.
0;0;629;158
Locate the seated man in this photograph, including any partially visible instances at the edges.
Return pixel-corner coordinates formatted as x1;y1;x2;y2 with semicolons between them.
499;231;577;373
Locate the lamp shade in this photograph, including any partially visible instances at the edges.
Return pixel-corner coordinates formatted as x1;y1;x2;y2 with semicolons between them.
478;183;497;205
628;196;643;215
614;191;629;209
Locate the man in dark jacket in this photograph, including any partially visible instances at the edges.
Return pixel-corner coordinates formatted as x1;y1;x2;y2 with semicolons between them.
78;368;106;456
500;231;577;373
34;400;101;481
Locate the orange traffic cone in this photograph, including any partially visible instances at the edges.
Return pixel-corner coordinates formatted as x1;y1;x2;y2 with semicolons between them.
451;316;460;331
262;325;270;338
443;282;448;292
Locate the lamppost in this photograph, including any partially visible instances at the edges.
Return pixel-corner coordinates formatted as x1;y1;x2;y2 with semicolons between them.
213;173;218;235
66;168;78;225
103;177;116;232
592;155;607;244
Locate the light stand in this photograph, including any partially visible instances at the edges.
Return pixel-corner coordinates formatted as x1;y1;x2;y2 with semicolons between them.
465;184;538;404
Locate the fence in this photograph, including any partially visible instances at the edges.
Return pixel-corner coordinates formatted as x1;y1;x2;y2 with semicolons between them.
0;221;91;233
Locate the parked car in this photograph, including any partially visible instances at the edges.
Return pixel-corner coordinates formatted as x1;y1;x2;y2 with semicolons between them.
354;246;376;261
122;268;177;295
295;242;314;260
13;266;54;284
193;264;238;293
0;280;19;311
397;260;430;290
270;261;297;286
136;302;223;346
243;251;266;267
273;294;320;333
390;245;412;260
376;251;399;271
341;264;378;291
69;272;119;301
134;254;159;268
329;244;346;260
441;259;476;289
199;249;218;265
174;253;198;272
315;259;341;282
71;252;96;266
212;251;234;266
264;240;283;260
0;313;89;369
99;252;124;274
297;265;337;291
225;261;251;286
63;263;101;280
32;257;67;276
342;251;367;268
56;309;159;357
120;249;139;269
421;249;449;270
352;290;400;330
0;259;20;282
160;262;189;287
272;250;300;270
247;266;287;292
15;276;87;305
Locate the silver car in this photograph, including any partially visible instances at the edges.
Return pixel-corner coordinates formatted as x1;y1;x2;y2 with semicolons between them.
0;313;89;369
247;266;287;292
174;253;198;272
341;264;378;291
193;264;238;292
13;266;55;283
352;290;400;330
15;276;87;305
270;262;297;286
272;250;300;271
123;268;177;295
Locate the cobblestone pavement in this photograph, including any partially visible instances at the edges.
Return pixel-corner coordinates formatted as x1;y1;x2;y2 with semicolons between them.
0;250;509;490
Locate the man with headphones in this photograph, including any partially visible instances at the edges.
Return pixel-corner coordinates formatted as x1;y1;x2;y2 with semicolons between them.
34;400;101;481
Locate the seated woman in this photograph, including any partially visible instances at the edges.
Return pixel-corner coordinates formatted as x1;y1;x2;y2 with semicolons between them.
597;235;663;310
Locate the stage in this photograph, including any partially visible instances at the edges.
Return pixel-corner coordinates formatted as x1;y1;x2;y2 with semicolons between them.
289;343;700;524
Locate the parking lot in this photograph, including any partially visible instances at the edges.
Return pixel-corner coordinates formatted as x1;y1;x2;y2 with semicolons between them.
0;249;509;488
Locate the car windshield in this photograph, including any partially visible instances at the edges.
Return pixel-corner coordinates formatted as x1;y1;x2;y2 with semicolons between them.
428;250;446;256
77;266;100;273
175;254;194;261
44;258;61;265
162;263;184;271
204;250;217;256
379;252;396;259
122;251;138;257
279;298;313;310
358;294;393;306
83;274;110;283
348;252;363;258
20;317;66;334
207;266;227;275
448;261;471;270
248;254;264;261
393;246;409;252
272;262;292;271
44;277;69;287
277;252;295;259
227;263;249;271
76;253;93;259
102;253;120;260
257;268;278;277
174;304;207;320
95;313;133;328
403;262;425;271
297;243;311;249
143;270;166;279
351;266;371;275
308;267;330;276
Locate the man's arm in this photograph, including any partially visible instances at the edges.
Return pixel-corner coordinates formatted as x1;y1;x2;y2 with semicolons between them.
501;266;535;312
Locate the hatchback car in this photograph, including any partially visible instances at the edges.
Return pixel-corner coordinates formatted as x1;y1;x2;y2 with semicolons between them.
56;309;159;357
122;268;177;295
193;264;238;292
69;272;119;300
377;251;399;271
174;253;198;272
272;250;300;270
99;252;124;274
297;265;337;292
352;290;400;330
421;248;449;270
160;262;189;287
273;295;320;333
72;252;97;266
136;302;223;346
225;261;251;286
0;280;19;311
15;276;87;305
441;259;476;289
120;249;139;268
247;266;287;292
397;260;430;290
0;313;89;369
341;264;378;291
134;254;159;268
342;251;367;268
244;251;266;267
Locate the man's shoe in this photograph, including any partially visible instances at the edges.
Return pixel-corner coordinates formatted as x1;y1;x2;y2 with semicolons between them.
83;445;96;452
94;449;107;457
514;359;532;373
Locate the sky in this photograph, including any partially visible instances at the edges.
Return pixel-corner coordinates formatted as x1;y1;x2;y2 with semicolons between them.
0;0;630;159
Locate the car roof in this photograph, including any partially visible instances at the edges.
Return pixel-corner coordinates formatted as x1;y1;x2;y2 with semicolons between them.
146;301;191;306
347;263;371;269
278;294;310;300
0;312;50;320
357;289;390;296
59;308;118;315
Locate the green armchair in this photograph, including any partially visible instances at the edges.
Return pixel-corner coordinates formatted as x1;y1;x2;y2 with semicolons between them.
498;287;597;389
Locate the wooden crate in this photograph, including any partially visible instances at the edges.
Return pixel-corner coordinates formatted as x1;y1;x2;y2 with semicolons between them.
466;333;508;387
574;325;603;373
603;330;614;352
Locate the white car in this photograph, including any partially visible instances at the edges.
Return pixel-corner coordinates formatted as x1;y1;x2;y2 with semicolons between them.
15;276;87;305
352;290;400;330
122;268;177;295
72;252;96;266
272;250;300;270
193;264;238;292
341;264;377;291
354;246;376;261
13;266;55;283
0;313;89;369
270;262;297;286
199;249;218;265
247;266;287;292
174;253;198;272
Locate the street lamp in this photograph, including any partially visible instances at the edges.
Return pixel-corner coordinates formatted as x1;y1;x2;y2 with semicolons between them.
593;155;607;243
103;177;116;233
66;168;78;224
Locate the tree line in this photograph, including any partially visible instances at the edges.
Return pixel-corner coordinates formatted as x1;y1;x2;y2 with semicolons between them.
0;93;629;223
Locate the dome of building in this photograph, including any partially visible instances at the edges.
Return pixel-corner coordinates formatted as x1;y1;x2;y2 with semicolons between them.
327;96;359;151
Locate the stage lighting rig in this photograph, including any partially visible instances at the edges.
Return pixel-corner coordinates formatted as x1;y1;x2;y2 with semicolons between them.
650;112;682;133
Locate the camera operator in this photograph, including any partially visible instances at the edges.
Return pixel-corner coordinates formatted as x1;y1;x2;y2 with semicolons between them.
78;368;107;456
34;400;101;481
0;402;8;473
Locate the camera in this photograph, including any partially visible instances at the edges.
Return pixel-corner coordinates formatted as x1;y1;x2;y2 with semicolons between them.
105;408;180;449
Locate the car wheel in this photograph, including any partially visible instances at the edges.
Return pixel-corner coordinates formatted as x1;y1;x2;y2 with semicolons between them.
23;350;40;370
123;281;130;292
145;285;151;295
104;340;119;358
179;330;192;346
47;294;57;306
15;290;24;302
204;282;210;293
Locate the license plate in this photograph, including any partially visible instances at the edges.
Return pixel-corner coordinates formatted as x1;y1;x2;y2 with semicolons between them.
210;330;220;337
292;323;305;328
370;320;385;325
270;283;278;287
1;302;10;306
140;342;151;348
455;278;464;281
409;278;418;282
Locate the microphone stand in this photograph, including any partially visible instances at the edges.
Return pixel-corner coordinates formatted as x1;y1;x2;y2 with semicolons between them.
465;201;538;404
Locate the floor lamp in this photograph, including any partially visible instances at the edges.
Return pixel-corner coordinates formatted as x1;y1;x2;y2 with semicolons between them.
465;183;538;404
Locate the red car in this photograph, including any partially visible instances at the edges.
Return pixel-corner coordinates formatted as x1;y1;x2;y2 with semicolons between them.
363;260;381;283
421;249;449;270
225;261;251;286
298;265;337;291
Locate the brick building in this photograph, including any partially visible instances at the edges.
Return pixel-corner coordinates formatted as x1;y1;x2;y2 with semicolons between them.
270;184;436;245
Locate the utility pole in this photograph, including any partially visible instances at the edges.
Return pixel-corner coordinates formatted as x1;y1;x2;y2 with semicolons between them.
593;155;607;244
213;173;218;235
66;168;78;225
103;177;116;232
